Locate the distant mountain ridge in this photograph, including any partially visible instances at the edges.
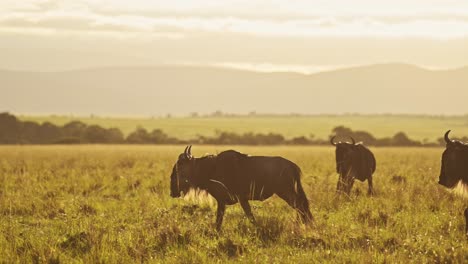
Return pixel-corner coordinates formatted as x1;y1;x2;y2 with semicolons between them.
1;63;467;115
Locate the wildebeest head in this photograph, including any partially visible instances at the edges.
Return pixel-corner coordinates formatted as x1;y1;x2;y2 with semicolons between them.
331;136;362;194
331;136;358;174
439;130;468;188
170;145;194;197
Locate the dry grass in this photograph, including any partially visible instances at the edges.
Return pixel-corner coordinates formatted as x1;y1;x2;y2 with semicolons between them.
0;145;466;263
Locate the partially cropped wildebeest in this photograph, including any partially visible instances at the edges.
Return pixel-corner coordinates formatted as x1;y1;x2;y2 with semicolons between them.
330;136;376;196
170;146;313;230
438;130;468;235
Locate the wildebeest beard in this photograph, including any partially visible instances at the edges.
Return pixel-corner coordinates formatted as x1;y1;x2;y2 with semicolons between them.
170;146;313;230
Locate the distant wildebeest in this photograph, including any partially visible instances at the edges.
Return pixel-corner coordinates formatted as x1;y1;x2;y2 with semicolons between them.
438;130;468;235
330;136;376;196
170;146;313;230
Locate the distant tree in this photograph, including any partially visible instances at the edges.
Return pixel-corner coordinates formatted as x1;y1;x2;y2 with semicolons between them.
332;126;353;136
148;129;169;143
437;137;446;146
330;126;354;143
0;112;432;146
126;127;150;144
0;112;21;143
62;121;87;138
54;137;82;144
375;137;392;146
392;132;420;146
290;136;311;145
106;128;125;143
83;125;110;143
259;133;285;145
214;131;239;145
38;122;62;143
353;130;377;145
126;127;173;144
21;121;41;143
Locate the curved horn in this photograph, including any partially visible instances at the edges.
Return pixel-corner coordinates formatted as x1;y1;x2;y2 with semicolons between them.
349;136;356;145
330;136;337;146
444;130;452;144
187;145;192;158
183;145;190;158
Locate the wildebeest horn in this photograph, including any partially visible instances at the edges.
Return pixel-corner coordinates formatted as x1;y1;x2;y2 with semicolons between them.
187;145;192;158
349;136;356;145
184;145;189;157
444;130;453;144
330;136;337;146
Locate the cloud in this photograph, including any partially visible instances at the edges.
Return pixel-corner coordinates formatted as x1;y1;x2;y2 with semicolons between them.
2;0;468;40
2;13;468;40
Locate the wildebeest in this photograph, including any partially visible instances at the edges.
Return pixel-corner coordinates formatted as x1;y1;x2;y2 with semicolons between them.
330;136;376;196
170;146;313;230
438;130;468;235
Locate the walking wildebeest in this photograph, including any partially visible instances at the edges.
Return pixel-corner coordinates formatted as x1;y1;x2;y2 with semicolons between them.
330;136;376;196
170;146;313;230
438;130;468;235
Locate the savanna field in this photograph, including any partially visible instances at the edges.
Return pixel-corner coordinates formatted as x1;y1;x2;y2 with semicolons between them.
0;145;466;263
4;1;468;264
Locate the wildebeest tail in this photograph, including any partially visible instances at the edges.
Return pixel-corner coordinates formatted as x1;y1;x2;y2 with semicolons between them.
292;163;313;222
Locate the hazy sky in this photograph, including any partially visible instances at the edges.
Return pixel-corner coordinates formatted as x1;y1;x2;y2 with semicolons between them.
1;0;468;72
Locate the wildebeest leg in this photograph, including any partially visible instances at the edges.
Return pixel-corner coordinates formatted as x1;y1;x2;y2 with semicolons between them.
276;191;309;223
215;202;226;231
336;174;345;194
337;173;354;196
465;207;468;236
346;179;355;195
239;197;256;224
367;176;375;196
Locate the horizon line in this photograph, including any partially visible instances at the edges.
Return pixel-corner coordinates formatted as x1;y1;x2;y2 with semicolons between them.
13;112;468;119
1;62;467;75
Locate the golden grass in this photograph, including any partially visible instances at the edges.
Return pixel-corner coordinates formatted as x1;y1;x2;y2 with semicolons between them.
0;145;466;263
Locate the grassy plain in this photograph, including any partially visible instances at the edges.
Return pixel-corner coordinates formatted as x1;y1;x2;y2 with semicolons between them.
19;115;468;142
0;145;466;263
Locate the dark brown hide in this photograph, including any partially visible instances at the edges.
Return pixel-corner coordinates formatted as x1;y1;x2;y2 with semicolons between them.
331;137;376;196
438;130;468;236
439;131;468;188
170;147;312;230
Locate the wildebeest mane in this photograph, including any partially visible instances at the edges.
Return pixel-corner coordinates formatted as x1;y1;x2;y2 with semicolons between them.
186;150;248;190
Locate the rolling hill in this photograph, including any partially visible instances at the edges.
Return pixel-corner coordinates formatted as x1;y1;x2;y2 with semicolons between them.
1;64;468;115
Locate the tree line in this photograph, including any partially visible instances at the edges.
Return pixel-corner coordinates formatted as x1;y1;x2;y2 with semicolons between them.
0;112;460;146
